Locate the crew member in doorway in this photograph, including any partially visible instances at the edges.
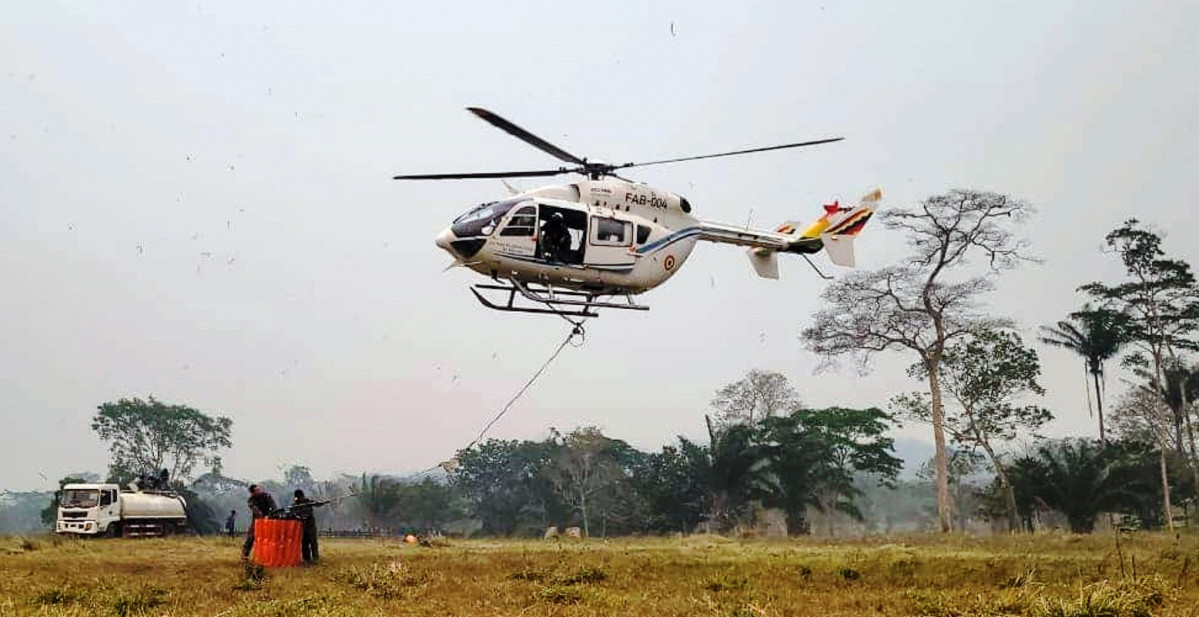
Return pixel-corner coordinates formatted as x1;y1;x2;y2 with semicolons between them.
241;484;277;561
291;489;323;563
225;510;237;538
541;212;571;263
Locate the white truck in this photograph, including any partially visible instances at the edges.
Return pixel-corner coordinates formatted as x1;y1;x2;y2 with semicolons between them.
55;483;189;537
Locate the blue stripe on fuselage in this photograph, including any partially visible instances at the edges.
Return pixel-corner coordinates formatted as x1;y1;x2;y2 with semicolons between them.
635;226;702;255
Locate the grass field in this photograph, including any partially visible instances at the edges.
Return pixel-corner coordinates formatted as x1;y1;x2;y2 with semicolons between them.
1;533;1196;616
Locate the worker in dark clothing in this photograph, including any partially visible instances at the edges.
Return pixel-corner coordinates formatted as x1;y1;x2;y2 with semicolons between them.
225;510;237;538
241;484;277;560
540;212;571;263
291;489;322;563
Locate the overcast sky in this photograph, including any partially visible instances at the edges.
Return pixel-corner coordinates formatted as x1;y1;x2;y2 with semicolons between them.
2;1;1197;491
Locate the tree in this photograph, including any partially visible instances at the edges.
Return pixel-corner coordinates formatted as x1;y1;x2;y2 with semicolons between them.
282;465;316;494
702;416;776;531
356;474;402;530
1111;386;1182;529
1080;220;1199;455
894;330;1052;532
919;449;984;531
91;397;233;484
1039;306;1128;442
710;370;801;427
546;426;626;537
395;477;461;533
802;189;1035;532
793;407;901;536
628;440;710;533
1009;439;1156;533
451;439;563;535
757;415;828;534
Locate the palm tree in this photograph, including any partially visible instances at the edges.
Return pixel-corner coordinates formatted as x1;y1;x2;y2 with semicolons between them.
1040;306;1128;442
1014;439;1153;533
702;416;776;531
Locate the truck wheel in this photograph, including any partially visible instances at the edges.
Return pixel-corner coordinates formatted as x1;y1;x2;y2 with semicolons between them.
106;524;122;538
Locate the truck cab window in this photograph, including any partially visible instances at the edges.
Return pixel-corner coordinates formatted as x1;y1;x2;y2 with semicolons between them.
100;491;113;506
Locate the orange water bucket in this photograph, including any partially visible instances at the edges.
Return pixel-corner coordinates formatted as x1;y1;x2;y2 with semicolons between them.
253;519;303;567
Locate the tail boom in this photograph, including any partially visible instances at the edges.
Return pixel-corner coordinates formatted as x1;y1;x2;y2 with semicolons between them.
697;188;879;277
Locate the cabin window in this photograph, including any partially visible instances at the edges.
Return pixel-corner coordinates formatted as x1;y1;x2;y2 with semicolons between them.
500;205;537;236
591;217;631;246
100;490;114;506
636;225;651;244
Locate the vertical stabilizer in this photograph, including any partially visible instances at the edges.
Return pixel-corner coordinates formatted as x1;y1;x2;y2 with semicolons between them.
820;233;857;267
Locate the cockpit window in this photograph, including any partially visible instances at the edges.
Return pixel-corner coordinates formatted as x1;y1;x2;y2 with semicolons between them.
451;199;520;238
500;205;537;237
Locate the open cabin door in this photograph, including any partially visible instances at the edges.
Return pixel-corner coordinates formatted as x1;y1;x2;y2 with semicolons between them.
534;205;587;265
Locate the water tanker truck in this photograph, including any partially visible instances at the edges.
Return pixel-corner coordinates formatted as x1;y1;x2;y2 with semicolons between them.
55;483;188;537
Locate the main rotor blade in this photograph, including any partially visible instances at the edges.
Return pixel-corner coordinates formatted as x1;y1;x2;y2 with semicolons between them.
393;168;574;180
467;107;587;166
614;137;844;170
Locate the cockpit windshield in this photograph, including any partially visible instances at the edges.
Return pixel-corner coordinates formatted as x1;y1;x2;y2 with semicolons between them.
451;199;522;238
61;489;99;509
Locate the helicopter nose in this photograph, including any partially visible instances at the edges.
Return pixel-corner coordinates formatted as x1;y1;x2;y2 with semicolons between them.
435;227;456;256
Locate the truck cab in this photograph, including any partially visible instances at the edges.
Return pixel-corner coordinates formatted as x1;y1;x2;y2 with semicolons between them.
56;483;122;536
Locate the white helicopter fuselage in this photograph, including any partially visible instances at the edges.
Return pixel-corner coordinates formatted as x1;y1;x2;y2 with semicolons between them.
437;178;702;295
435;176;877;309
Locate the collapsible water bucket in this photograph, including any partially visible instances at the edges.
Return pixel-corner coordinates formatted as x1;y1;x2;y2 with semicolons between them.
253;518;303;567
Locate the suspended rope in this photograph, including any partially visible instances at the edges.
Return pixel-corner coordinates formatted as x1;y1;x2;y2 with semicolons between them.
464;322;584;450
415;321;585;477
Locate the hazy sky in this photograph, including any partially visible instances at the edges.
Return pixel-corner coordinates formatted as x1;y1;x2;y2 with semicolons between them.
2;1;1197;491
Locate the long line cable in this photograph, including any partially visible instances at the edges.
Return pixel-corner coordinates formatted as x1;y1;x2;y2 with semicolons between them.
409;321;585;478
463;322;583;450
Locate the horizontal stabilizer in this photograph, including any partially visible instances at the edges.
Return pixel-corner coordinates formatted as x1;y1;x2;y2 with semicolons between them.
748;249;779;279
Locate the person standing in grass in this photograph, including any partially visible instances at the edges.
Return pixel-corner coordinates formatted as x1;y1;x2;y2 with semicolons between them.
225;510;237;538
291;489;322;563
241;484;277;561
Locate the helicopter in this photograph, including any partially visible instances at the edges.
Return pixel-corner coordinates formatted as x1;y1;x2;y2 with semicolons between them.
394;108;880;318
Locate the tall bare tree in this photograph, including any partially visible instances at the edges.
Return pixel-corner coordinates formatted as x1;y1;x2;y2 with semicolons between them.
802;189;1034;532
710;369;801;427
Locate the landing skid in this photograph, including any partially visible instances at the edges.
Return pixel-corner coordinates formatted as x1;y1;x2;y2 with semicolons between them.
471;280;649;318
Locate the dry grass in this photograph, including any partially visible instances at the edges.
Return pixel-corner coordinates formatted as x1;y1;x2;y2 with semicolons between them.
0;532;1196;616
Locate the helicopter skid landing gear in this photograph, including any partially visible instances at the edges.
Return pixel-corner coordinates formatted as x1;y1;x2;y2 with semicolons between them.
471;280;648;318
